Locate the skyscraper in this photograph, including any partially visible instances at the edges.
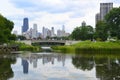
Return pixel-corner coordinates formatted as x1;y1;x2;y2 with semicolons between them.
42;27;48;39
22;18;29;33
32;24;38;38
95;3;113;25
95;13;101;25
100;3;113;20
62;25;65;31
51;27;55;37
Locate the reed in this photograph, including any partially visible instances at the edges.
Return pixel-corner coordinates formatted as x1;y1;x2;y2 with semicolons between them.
51;41;120;54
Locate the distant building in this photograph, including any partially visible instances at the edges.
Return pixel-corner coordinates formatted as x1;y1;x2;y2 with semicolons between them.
22;18;29;33
13;30;18;35
38;32;42;39
42;27;45;38
100;3;113;20
32;24;38;39
47;29;52;37
57;29;62;37
62;25;65;31
95;3;113;25
22;31;30;39
41;25;70;39
81;21;86;26
42;27;49;39
22;23;39;39
57;25;70;37
95;13;101;25
51;27;55;37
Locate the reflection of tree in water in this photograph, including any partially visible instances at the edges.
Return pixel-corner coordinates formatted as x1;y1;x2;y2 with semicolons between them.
72;56;94;71
95;58;120;80
0;58;16;80
72;54;120;80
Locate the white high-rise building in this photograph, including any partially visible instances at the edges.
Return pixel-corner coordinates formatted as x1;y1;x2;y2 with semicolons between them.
57;29;62;37
32;24;38;39
62;25;65;31
42;27;49;39
51;27;55;37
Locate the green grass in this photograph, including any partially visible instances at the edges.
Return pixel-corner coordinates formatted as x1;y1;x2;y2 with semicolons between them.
51;41;120;54
9;41;42;52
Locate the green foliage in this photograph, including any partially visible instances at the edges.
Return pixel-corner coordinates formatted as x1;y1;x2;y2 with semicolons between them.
71;25;94;40
105;7;120;39
52;41;120;53
72;56;94;71
72;54;120;79
51;46;75;53
0;14;14;44
19;43;41;52
10;42;42;52
9;34;17;41
0;58;16;80
17;35;26;40
95;21;108;41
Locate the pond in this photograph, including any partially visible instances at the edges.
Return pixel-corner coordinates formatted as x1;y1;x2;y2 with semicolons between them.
0;51;120;80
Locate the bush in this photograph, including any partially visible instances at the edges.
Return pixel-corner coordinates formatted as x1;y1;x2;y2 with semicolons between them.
10;42;41;52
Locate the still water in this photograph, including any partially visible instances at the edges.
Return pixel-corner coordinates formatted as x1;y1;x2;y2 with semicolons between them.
0;51;120;80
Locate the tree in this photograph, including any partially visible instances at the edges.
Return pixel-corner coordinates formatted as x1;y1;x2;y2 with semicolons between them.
0;58;16;80
71;25;94;40
105;7;120;39
95;21;108;41
0;14;14;44
72;56;94;71
71;27;81;40
9;34;17;41
17;35;26;40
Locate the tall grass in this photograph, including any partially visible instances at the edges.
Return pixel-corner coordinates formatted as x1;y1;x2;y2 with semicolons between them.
51;41;120;54
10;41;42;52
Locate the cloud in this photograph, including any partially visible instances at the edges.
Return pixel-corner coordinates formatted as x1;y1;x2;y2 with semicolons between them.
0;0;120;34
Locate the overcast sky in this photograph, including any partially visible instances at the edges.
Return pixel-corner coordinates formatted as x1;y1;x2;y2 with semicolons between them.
0;0;120;34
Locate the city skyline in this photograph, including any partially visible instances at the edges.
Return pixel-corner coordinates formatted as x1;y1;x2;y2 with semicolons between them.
0;0;120;34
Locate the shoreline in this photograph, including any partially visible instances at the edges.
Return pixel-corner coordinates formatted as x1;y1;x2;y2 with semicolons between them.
51;41;120;54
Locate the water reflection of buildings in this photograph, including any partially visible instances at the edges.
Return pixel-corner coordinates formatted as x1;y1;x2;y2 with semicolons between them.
42;54;66;66
22;58;29;74
21;54;66;74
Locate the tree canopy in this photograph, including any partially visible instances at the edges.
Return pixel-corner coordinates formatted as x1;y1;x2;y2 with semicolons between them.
71;25;94;40
0;14;14;44
95;21;108;41
105;7;120;39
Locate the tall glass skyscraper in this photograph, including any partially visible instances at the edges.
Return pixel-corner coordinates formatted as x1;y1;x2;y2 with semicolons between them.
22;18;29;33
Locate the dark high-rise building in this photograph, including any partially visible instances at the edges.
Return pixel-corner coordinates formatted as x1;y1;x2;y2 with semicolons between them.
22;59;29;74
22;18;29;33
100;3;113;20
81;21;86;26
95;3;113;25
